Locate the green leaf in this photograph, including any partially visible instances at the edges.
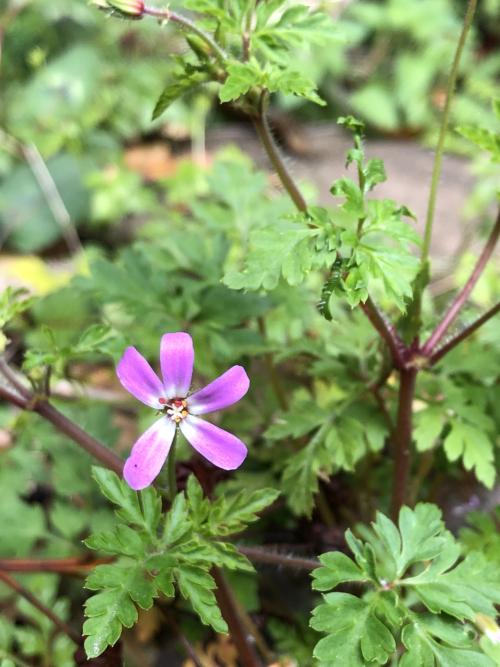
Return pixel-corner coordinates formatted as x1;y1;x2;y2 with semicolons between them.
443;421;496;488
414;407;445;452
312;552;367;591
208;488;280;536
457;125;500;162
310;593;395;666
175;566;228;634
91;467;161;534
402;550;500;621
152;65;210;120
400;621;495;667
224;221;319;290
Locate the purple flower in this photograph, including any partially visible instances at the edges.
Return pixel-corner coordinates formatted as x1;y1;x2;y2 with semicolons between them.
116;332;250;490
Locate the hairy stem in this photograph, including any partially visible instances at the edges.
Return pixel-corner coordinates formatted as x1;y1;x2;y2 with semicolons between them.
430;301;500;365
360;298;405;368
238;546;319;571
252;92;307;212
421;0;477;266
212;568;263;667
423;209;500;355
143;5;228;62
390;368;417;520
0;571;81;644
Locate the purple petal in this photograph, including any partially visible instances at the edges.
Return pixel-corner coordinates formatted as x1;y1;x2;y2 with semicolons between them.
187;366;250;415
123;417;175;490
116;347;164;408
160;332;194;399
180;415;247;470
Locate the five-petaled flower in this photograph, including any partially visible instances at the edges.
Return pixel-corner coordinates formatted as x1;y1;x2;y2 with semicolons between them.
116;332;250;490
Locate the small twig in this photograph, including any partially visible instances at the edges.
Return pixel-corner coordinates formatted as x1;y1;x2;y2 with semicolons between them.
430;301;500;365
21;143;84;256
0;571;81;645
423;209;500;356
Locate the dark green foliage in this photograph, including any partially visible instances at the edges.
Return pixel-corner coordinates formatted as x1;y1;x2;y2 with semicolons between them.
83;468;279;657
311;504;500;666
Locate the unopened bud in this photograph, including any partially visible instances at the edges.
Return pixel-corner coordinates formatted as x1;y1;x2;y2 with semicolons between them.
92;0;145;18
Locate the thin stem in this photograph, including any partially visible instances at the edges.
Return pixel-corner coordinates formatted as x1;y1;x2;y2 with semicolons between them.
0;557;112;574
360;298;405;368
252;92;307;212
421;0;477;266
238;546;319;571
0;571;81;645
390;368;417;520
143;6;228;62
430;301;500;365
0;362;123;475
212;568;262;667
422;209;500;355
168;429;178;501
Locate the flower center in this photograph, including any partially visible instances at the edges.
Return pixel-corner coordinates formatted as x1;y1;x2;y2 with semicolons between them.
159;397;188;423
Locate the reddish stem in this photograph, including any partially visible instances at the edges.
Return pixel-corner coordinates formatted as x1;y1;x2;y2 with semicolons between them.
0;362;123;475
390;368;417;520
430;301;500;365
0;557;112;574
360;298;406;368
422;210;500;356
212;569;262;667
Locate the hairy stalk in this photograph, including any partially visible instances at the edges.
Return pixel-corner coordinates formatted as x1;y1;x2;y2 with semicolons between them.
238;546;319;571
390;368;417;520
360;298;405;368
423;209;500;355
252;92;308;212
143;5;228;62
430;301;500;365
421;0;477;266
212;569;263;667
0;571;81;645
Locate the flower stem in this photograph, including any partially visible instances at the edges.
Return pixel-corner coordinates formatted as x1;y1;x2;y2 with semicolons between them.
168;429;178;501
390;367;417;520
252;92;307;212
143;5;228;63
421;0;477;267
422;208;500;355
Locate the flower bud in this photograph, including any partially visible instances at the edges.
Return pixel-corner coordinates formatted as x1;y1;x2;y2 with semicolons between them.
92;0;145;18
109;0;144;15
